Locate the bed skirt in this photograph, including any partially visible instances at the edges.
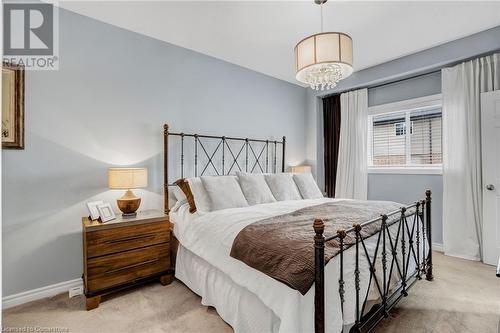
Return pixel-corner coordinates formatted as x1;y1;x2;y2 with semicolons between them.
175;245;280;333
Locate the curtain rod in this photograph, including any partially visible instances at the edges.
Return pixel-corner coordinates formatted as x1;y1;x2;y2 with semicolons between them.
321;49;500;99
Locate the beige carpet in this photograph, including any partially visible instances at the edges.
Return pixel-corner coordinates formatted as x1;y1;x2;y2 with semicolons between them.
3;252;500;333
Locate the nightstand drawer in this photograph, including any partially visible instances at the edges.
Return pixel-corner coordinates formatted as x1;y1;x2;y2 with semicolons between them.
86;221;169;258
87;243;170;292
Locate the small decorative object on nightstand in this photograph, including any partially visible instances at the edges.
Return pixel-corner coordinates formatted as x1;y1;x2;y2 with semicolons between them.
82;209;174;310
86;200;104;220
108;167;148;217
96;202;116;222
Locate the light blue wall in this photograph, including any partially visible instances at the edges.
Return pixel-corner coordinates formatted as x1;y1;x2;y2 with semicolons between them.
368;72;441;107
2;9;308;296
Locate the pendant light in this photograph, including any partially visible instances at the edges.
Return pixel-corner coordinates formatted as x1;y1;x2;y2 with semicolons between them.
294;0;353;90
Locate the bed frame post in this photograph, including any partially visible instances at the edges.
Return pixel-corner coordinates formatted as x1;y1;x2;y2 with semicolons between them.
425;189;433;281
281;136;286;172
313;219;325;333
164;124;169;215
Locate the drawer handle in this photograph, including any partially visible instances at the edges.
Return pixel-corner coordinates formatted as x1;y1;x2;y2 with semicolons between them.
104;258;159;275
104;234;157;244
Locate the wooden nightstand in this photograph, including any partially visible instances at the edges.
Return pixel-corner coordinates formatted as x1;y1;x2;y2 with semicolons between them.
82;210;173;310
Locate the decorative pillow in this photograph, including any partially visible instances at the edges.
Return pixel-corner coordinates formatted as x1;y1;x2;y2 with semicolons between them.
264;173;302;201
168;185;187;212
175;177;211;214
293;173;324;199
236;172;276;205
201;176;249;211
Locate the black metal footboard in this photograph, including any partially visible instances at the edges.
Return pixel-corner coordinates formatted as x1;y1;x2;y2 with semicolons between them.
314;190;434;333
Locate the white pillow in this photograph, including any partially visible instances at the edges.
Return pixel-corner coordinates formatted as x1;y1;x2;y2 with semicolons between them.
187;177;211;213
264;173;302;201
236;172;276;205
293;173;323;199
201;176;249;211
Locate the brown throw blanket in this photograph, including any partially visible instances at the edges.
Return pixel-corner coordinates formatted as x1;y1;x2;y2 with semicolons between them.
230;200;406;295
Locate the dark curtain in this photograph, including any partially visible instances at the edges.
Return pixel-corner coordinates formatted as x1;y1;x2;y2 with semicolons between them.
323;94;341;198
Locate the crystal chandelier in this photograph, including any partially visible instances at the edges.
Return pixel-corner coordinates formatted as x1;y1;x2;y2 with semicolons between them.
294;0;353;91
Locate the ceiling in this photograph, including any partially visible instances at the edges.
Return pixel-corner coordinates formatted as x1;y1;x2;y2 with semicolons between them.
57;1;500;85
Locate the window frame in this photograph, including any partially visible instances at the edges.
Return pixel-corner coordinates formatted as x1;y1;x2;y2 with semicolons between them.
367;94;443;175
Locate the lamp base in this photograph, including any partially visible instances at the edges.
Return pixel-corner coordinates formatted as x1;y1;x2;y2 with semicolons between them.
117;189;141;216
121;212;137;218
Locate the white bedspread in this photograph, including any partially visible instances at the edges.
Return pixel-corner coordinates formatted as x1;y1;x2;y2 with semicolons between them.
171;198;427;333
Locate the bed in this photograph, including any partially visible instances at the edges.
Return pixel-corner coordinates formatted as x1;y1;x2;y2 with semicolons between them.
162;124;433;333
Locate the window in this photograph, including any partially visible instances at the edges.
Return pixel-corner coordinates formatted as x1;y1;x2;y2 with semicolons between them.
409;109;442;165
368;95;442;172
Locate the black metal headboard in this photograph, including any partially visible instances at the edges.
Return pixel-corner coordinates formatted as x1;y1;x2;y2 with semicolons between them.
163;124;286;213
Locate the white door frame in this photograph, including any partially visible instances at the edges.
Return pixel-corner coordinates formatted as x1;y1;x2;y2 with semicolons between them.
481;90;500;265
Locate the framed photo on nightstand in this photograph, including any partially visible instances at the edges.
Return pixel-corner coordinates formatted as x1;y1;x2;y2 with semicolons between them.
97;203;116;222
86;201;104;220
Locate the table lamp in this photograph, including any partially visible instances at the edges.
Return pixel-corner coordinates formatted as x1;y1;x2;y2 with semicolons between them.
108;167;148;217
289;165;312;173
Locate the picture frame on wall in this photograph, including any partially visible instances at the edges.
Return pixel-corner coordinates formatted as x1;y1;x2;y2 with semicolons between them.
97;203;116;223
2;62;25;149
86;200;104;220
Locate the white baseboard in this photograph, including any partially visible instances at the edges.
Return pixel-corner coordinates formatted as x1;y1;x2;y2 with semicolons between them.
2;278;83;309
432;242;444;252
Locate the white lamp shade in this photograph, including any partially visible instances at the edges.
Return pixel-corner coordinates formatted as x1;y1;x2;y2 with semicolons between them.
108;168;148;189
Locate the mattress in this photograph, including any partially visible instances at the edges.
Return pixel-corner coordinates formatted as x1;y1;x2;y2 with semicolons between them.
171;198;428;333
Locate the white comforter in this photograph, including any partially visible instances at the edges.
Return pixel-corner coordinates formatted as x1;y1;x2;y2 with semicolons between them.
171;198;426;333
